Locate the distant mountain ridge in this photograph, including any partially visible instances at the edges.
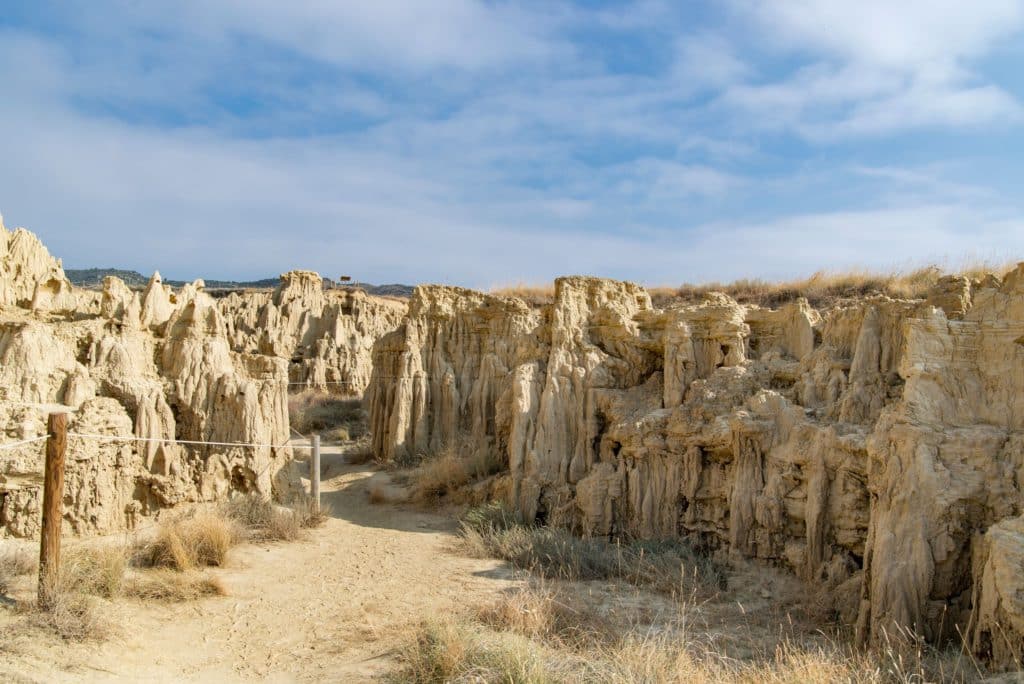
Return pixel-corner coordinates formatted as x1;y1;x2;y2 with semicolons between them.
65;268;414;297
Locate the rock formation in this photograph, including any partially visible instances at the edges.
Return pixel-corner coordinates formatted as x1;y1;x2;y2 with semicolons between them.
367;270;1024;670
0;219;298;538
219;270;405;395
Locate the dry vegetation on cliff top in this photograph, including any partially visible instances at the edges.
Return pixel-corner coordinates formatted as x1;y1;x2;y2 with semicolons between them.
492;261;1018;309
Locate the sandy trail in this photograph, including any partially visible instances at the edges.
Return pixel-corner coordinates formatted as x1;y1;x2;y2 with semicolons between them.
1;446;519;683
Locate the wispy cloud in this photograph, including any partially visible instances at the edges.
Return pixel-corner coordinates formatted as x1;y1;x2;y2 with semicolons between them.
0;1;1021;286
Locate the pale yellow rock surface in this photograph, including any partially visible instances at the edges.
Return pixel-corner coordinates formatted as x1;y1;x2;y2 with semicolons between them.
219;270;405;395
367;269;1024;670
0;223;298;539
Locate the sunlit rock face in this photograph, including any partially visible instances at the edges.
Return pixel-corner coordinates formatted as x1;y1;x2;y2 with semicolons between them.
0;220;297;540
219;270;406;395
367;267;1024;671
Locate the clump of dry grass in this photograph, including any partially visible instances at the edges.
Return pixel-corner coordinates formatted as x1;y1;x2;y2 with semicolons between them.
24;589;112;642
0;546;36;594
460;503;725;597
410;447;503;503
124;569;226;602
289;391;366;441
390;618;555;684
136;513;239;570
223;495;299;542
62;544;128;598
223;493;329;542
478;583;617;650
290;493;331;529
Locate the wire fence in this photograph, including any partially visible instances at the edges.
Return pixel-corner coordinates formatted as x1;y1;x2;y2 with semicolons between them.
0;435;49;451
0;432;315;453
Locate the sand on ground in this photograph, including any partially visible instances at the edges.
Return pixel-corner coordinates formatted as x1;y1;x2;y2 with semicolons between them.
0;445;519;683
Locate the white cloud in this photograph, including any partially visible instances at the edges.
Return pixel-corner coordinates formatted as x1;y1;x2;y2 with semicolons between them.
92;0;565;73
673;33;749;89
0;2;1022;289
726;0;1024;136
748;0;1023;68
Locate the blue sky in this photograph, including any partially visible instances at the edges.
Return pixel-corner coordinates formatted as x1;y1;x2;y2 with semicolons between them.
1;1;1023;287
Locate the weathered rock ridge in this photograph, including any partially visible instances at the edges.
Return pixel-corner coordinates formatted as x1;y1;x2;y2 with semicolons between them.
219;270;405;395
0;220;398;539
367;271;1024;669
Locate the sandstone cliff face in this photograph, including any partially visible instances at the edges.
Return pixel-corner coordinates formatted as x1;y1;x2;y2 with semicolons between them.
367;269;1024;669
0;219;297;539
220;270;405;395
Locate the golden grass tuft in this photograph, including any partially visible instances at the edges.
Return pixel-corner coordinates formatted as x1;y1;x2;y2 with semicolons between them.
62;544;128;598
136;513;239;571
124;569;226;602
477;583;617;650
410;446;503;503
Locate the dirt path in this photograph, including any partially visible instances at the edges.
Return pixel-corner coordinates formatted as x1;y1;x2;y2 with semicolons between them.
1;447;519;683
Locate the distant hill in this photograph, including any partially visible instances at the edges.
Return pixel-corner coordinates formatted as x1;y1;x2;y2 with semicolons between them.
65;268;413;297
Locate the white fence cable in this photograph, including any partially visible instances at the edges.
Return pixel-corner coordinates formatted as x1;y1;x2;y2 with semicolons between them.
0;435;48;451
67;432;313;450
286;381;358;386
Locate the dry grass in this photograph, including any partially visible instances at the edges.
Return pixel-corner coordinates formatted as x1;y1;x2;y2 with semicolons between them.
62;544;128;598
223;493;329;542
223;495;300;542
289;391;366;440
489;282;559;308
346;442;375;465
0;546;36;594
491;262;1020;311
12;543;228;641
392;596;981;684
477;583;618;650
136;513;239;570
410;447;504;503
459;503;724;597
23;590;112;642
289;493;332;529
124;569;226;602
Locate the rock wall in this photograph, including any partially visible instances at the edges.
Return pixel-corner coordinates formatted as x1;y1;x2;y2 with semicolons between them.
367;270;1024;669
220;270;406;395
0;219;298;538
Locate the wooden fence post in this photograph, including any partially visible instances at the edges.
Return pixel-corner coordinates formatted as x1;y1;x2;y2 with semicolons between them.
311;433;321;512
38;412;67;609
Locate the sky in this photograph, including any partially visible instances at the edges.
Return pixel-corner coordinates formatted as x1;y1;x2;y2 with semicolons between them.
1;1;1023;287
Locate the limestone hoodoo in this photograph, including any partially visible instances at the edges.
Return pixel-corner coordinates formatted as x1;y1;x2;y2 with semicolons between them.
366;269;1024;670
